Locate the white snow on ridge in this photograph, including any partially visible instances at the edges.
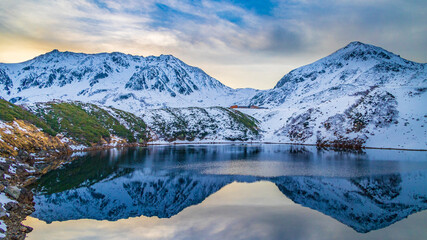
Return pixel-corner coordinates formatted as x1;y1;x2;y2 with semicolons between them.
0;51;258;112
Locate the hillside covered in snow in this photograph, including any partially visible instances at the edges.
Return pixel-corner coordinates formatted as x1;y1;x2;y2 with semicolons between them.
143;107;260;142
245;42;427;149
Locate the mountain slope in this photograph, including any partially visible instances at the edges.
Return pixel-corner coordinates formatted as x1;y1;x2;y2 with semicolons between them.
0;99;150;156
27;101;150;146
144;107;260;142
245;42;427;149
0;51;257;111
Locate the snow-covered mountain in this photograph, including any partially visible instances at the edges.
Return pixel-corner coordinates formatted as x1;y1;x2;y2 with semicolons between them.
0;50;257;112
0;42;425;149
251;41;426;106
243;42;427;149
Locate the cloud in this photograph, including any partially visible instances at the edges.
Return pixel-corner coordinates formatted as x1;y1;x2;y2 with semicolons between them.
0;0;426;89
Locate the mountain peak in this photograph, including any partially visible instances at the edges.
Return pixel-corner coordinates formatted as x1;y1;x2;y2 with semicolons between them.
342;41;386;51
44;49;70;56
255;41;424;106
157;54;180;62
345;41;370;48
30;49;80;63
331;41;396;62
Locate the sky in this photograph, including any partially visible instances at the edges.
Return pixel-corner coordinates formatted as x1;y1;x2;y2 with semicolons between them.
0;0;426;89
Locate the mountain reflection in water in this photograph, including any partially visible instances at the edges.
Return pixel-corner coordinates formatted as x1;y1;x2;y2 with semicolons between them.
27;145;427;239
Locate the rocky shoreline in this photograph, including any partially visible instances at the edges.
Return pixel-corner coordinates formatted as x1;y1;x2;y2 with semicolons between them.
0;142;146;240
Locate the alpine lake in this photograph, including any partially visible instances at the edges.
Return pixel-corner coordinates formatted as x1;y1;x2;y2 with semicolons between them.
23;144;427;240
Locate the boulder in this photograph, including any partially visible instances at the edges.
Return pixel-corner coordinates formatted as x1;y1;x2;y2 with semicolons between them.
5;186;20;200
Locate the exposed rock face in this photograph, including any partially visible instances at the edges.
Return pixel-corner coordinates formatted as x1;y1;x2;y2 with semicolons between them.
317;88;399;148
0;69;12;94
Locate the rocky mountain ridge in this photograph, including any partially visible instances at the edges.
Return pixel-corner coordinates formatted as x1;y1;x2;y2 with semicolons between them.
0;50;256;112
251;41;426;106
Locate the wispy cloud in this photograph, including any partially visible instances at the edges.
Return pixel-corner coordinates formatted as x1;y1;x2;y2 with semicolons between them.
0;0;426;89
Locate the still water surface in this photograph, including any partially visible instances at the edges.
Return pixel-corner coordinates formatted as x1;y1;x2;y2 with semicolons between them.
24;144;427;240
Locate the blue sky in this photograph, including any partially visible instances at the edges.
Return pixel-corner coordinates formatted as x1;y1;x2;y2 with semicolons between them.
0;0;426;89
